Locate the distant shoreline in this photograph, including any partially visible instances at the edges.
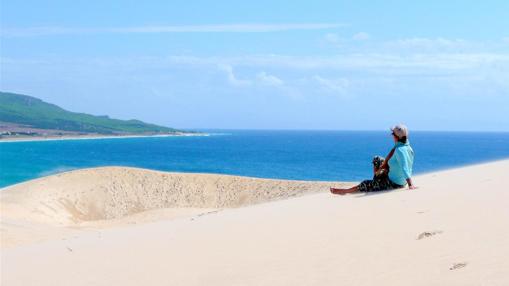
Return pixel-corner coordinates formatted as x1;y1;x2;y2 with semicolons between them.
0;132;209;143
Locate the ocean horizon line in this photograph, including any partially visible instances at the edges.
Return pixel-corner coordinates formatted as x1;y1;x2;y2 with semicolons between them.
190;128;509;133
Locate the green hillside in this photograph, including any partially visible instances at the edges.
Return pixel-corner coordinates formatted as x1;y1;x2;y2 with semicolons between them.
0;91;179;134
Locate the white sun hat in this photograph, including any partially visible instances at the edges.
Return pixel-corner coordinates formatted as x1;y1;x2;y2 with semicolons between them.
391;124;409;138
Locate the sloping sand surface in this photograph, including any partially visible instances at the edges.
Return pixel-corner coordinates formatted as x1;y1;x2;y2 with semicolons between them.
1;160;509;285
0;167;343;246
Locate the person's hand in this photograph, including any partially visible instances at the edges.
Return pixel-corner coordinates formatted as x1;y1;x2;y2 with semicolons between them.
408;185;418;190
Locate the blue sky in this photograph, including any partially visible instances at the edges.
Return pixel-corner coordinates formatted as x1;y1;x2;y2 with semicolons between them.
1;0;508;131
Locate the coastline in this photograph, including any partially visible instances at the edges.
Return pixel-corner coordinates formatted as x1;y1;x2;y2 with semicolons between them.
0;132;209;143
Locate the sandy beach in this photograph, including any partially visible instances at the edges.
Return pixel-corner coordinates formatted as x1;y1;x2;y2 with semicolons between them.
0;132;208;143
1;160;508;285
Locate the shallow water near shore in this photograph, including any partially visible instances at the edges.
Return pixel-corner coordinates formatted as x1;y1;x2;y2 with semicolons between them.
1;130;509;188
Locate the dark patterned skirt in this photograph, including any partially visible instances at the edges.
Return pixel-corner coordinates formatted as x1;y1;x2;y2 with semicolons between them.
358;156;405;192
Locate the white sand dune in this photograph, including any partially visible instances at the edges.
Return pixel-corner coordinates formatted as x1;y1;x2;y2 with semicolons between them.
0;167;343;246
1;160;509;286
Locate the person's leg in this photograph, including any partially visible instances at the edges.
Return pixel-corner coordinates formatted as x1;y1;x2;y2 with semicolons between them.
330;176;400;195
330;156;385;196
330;185;359;195
331;178;373;195
367;176;399;192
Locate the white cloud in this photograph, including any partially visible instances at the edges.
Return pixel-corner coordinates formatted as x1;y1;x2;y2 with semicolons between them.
353;32;370;41
313;76;350;94
217;64;251;86
3;37;509;99
216;66;284;88
168;53;509;72
1;23;345;37
7;51;507;77
324;32;369;47
387;37;468;50
256;72;284;86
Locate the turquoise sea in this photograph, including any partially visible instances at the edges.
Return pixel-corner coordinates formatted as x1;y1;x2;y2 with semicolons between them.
1;130;509;188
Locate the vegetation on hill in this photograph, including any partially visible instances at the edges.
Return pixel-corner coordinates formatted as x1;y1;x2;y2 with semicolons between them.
0;91;180;134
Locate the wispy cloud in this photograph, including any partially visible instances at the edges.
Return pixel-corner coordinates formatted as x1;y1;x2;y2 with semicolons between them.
313;76;350;94
0;23;345;37
4;51;508;77
167;53;509;72
217;64;251;86
323;32;370;48
385;37;469;51
216;65;284;88
256;72;284;86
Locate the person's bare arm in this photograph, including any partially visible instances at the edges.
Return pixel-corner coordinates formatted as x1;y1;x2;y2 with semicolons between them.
379;148;395;172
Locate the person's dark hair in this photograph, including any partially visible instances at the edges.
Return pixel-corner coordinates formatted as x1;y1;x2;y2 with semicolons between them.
398;136;407;143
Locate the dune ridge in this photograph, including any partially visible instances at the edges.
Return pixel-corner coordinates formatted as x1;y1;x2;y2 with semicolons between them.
0;167;344;226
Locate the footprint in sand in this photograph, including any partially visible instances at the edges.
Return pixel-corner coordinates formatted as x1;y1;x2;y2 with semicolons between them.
449;262;467;270
197;210;221;217
190;210;223;221
417;230;443;240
